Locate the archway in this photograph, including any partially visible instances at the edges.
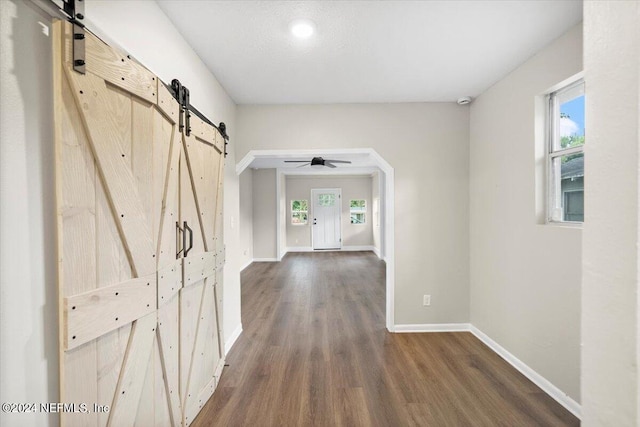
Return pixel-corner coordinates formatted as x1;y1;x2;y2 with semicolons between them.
237;148;395;331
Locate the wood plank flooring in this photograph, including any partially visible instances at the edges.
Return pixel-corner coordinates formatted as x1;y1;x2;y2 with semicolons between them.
193;251;579;426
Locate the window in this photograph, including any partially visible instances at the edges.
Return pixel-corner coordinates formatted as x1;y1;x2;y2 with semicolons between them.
548;79;585;223
291;200;308;225
350;199;366;224
317;193;336;207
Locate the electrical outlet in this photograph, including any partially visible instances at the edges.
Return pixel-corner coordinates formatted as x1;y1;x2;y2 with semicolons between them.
423;295;431;306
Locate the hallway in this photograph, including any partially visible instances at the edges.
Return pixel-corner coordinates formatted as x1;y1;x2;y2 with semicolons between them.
193;252;578;426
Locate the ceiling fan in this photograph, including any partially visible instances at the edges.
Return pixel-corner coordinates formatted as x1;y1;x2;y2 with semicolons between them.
284;157;352;168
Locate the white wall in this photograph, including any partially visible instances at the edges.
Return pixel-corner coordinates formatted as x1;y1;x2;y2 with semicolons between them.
238;169;253;269
0;2;241;426
278;172;287;259
252;169;278;259
469;24;583;403
286;175;374;249
582;2;639;425
0;2;57;426
237;103;470;325
371;171;382;257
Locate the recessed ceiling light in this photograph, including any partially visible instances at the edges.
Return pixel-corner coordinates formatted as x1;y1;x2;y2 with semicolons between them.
290;20;315;39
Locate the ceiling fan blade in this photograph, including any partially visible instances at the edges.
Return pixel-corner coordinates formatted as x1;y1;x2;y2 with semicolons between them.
284;160;311;163
323;160;351;164
296;163;311;168
325;163;337;168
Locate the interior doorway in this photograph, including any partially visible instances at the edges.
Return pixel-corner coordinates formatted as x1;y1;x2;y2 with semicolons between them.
236;148;395;331
311;188;342;249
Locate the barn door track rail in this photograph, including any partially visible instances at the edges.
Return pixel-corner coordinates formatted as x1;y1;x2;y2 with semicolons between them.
31;0;230;155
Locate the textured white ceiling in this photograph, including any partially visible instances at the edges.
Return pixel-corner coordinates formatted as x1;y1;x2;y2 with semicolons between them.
157;1;582;104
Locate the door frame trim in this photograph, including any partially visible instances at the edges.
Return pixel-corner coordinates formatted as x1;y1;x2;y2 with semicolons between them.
310;188;342;250
236;148;395;332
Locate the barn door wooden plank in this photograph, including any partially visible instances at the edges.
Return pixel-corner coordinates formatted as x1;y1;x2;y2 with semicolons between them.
213;132;226;357
65;273;155;349
64;68;156;278
157;295;182;427
153;77;183;426
183;280;221;426
213;131;225;256
107;311;157;426
54;23;99;427
153;340;172;427
95;161;134;427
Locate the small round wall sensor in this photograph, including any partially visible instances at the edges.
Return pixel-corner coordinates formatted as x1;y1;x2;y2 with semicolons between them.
457;96;472;105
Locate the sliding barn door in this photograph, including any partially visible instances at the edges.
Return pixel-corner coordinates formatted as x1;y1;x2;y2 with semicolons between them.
179;118;226;425
53;20;225;427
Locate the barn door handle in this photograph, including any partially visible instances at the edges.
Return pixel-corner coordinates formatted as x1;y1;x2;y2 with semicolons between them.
184;221;193;257
176;221;183;259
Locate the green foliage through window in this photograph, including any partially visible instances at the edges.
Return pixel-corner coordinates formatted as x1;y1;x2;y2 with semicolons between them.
559;112;585;163
318;194;336;207
350;199;366;224
291;200;308;225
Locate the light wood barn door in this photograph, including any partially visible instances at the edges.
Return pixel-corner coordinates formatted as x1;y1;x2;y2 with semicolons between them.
179;118;226;426
53;20;224;427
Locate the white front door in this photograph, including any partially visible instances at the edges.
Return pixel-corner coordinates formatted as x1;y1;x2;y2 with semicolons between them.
312;189;342;249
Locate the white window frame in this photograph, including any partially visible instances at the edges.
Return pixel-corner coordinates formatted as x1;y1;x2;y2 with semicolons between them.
350;199;367;225
290;199;308;225
547;78;585;224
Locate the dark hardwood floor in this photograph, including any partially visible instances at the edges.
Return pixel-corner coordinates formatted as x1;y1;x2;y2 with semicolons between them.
193;251;579;426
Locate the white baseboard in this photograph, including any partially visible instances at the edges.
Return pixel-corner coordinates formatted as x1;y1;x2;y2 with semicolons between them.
286;246;314;252
343;245;375;251
253;258;278;262
285;245;376;253
394;323;471;333
240;259;253;272
372;246;382;259
469;325;581;419
224;323;243;356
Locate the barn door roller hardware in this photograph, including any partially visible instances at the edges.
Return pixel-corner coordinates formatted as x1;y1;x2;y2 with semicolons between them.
170;79;191;136
219;122;229;158
29;0;86;73
63;0;86;74
64;0;85;74
167;79;231;156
